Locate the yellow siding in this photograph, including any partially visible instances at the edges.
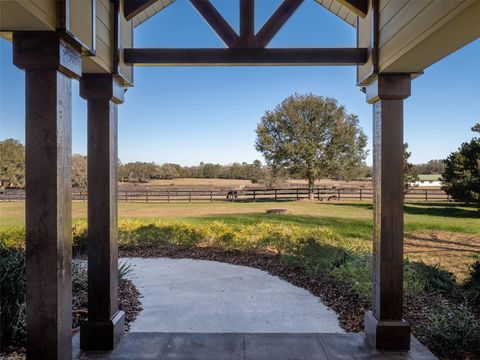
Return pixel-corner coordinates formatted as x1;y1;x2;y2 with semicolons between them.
356;0;374;84
378;0;474;71
380;0;480;72
0;0;56;31
84;0;113;73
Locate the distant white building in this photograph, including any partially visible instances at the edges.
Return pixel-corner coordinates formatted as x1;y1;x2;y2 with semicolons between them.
413;174;442;188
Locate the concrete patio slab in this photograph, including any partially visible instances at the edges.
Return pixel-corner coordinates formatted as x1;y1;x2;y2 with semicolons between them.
124;258;344;333
75;333;438;359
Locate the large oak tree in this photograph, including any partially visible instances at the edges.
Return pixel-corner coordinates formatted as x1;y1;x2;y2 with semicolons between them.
255;94;368;198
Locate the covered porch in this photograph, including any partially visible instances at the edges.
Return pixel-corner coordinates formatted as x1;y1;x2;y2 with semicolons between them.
1;0;479;359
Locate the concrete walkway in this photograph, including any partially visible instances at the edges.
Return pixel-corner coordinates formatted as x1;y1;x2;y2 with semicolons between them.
125;258;343;333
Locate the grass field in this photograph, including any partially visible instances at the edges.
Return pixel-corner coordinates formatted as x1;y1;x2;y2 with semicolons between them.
1;200;478;279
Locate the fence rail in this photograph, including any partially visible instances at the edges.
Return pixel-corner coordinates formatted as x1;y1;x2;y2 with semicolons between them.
0;187;451;203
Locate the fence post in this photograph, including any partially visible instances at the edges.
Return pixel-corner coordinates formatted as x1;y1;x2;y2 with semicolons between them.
274;189;277;201
425;190;428;201
360;188;363;201
253;190;256;203
317;188;320;200
337;189;341;199
189;191;192;203
146;191;149;203
210;191;213;202
167;191;170;203
296;188;299;200
125;192;128;202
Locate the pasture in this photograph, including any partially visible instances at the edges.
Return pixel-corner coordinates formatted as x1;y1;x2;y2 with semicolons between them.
1;200;478;279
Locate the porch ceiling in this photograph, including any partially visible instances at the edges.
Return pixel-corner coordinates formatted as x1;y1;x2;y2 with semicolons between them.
133;0;357;28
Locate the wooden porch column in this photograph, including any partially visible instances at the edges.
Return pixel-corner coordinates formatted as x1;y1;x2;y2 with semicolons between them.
79;74;125;350
12;32;82;359
364;73;411;350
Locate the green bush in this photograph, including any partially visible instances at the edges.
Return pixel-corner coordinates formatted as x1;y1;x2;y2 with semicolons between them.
464;259;480;306
415;300;480;359
404;261;458;296
331;254;371;300
0;246;26;346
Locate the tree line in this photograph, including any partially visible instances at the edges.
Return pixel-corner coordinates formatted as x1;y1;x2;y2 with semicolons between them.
117;160;265;183
1;93;478;207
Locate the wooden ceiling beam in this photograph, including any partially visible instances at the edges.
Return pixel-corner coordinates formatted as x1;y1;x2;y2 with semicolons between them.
239;0;255;47
336;0;368;18
124;48;368;66
190;0;239;48
255;0;304;48
124;0;159;21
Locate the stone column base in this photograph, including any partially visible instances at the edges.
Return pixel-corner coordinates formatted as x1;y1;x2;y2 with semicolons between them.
80;311;125;351
365;311;410;350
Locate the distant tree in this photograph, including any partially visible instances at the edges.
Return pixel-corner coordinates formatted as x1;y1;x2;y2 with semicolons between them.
157;163;180;180
413;159;446;175
121;162;156;183
255;94;368;199
442;123;480;207
260;165;287;188
0;139;25;188
404;143;418;190
71;154;87;187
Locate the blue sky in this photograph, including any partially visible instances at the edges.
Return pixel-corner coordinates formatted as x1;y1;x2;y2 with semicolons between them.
1;0;479;166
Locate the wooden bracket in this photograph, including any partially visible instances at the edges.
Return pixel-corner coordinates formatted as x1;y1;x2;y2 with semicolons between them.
190;0;239;48
255;0;303;48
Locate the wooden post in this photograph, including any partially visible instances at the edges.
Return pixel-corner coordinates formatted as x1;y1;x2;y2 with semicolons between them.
425;189;428;201
365;73;411;351
274;189;277;201
79;74;125;350
167;191;170;203
360;188;363;201
13;32;81;360
253;190;256;203
296;188;299;200
210;191;213;202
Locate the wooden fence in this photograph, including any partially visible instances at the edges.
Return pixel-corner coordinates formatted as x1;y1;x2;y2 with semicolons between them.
0;187;451;203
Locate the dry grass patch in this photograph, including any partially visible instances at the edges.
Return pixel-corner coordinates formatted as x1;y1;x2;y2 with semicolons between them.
405;231;480;281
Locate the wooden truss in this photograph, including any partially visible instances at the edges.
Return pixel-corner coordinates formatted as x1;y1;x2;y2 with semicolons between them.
124;0;368;66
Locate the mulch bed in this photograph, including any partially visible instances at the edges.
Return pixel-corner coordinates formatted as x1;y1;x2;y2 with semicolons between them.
120;245;370;332
72;278;143;331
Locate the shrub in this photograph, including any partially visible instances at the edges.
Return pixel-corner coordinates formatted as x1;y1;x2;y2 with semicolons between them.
0;246;26;346
0;227;25;249
118;261;135;281
464;259;480;306
331;254;371;300
415;299;480;359
404;261;458;296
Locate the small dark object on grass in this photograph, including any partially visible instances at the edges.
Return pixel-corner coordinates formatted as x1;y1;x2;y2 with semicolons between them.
320;196;338;201
266;208;287;215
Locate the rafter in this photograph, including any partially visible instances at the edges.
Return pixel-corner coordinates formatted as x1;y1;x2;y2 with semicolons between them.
124;48;368;66
124;0;159;21
255;0;304;48
190;0;239;48
336;0;368;18
239;0;255;47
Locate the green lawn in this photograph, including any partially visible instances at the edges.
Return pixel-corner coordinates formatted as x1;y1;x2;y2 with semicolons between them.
3;200;478;279
1;200;478;238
